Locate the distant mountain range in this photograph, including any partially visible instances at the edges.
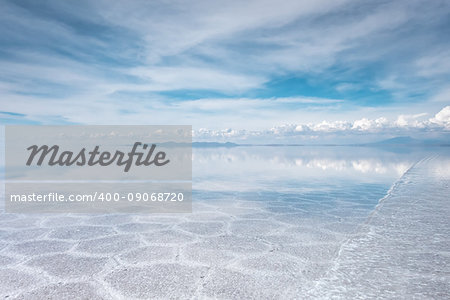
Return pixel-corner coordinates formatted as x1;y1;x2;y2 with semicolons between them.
159;137;449;147
191;137;449;147
366;136;450;146
192;142;239;148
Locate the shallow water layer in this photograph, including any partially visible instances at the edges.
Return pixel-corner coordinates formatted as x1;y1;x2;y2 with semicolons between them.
0;146;448;299
309;155;450;299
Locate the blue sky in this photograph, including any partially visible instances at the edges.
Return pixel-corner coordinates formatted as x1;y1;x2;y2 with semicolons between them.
0;0;449;142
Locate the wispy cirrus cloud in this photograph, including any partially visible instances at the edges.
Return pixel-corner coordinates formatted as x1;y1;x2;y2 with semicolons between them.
0;0;449;142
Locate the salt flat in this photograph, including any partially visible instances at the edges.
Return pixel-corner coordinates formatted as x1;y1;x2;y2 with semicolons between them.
310;156;450;299
0;148;448;299
0;188;384;299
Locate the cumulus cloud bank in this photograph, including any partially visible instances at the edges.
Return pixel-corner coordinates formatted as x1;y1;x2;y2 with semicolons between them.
194;106;450;143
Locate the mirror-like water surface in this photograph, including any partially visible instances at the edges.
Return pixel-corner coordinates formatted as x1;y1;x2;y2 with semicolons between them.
1;146;448;299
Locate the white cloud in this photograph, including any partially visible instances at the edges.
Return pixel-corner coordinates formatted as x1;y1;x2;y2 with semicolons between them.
4;0;447;97
96;0;352;65
429;86;450;103
336;83;360;92
310;120;351;132
416;50;450;77
1;0;450;141
192;106;450;142
352;117;388;131
128;67;266;92
175;97;342;111
429;106;450;129
394;113;427;128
